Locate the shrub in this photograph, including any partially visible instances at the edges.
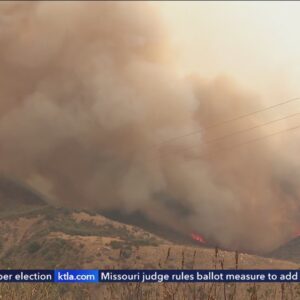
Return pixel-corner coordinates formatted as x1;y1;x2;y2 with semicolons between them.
109;240;124;249
27;241;41;254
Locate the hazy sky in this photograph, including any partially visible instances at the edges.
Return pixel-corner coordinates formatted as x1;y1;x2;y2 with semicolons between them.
157;1;300;103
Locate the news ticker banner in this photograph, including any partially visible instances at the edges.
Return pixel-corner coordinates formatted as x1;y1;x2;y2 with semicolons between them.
0;270;300;283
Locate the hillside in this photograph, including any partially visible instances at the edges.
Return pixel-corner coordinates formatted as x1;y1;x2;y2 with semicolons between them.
1;205;298;270
0;177;297;271
269;237;300;263
0;178;299;299
0;177;46;216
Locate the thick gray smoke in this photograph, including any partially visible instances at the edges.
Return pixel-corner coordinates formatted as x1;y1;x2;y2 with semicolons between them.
0;1;299;252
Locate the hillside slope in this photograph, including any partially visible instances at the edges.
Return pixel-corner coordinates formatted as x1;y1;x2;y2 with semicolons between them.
269;237;300;263
0;178;300;299
0;177;297;271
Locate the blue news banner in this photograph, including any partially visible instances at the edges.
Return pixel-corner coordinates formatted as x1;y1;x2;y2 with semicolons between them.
0;270;300;283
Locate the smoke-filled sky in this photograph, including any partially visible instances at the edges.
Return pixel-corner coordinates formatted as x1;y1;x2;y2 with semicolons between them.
158;1;300;102
0;1;300;253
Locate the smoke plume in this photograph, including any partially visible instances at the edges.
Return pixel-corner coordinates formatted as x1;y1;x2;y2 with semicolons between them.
0;1;299;252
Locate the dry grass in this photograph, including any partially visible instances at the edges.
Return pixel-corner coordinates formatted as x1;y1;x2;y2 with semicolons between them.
0;247;299;299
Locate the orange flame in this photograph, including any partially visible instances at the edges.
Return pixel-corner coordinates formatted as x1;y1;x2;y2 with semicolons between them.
293;230;300;238
191;232;206;244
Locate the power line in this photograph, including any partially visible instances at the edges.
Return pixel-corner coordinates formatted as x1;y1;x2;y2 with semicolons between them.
184;123;300;161
174;112;300;153
158;96;300;147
